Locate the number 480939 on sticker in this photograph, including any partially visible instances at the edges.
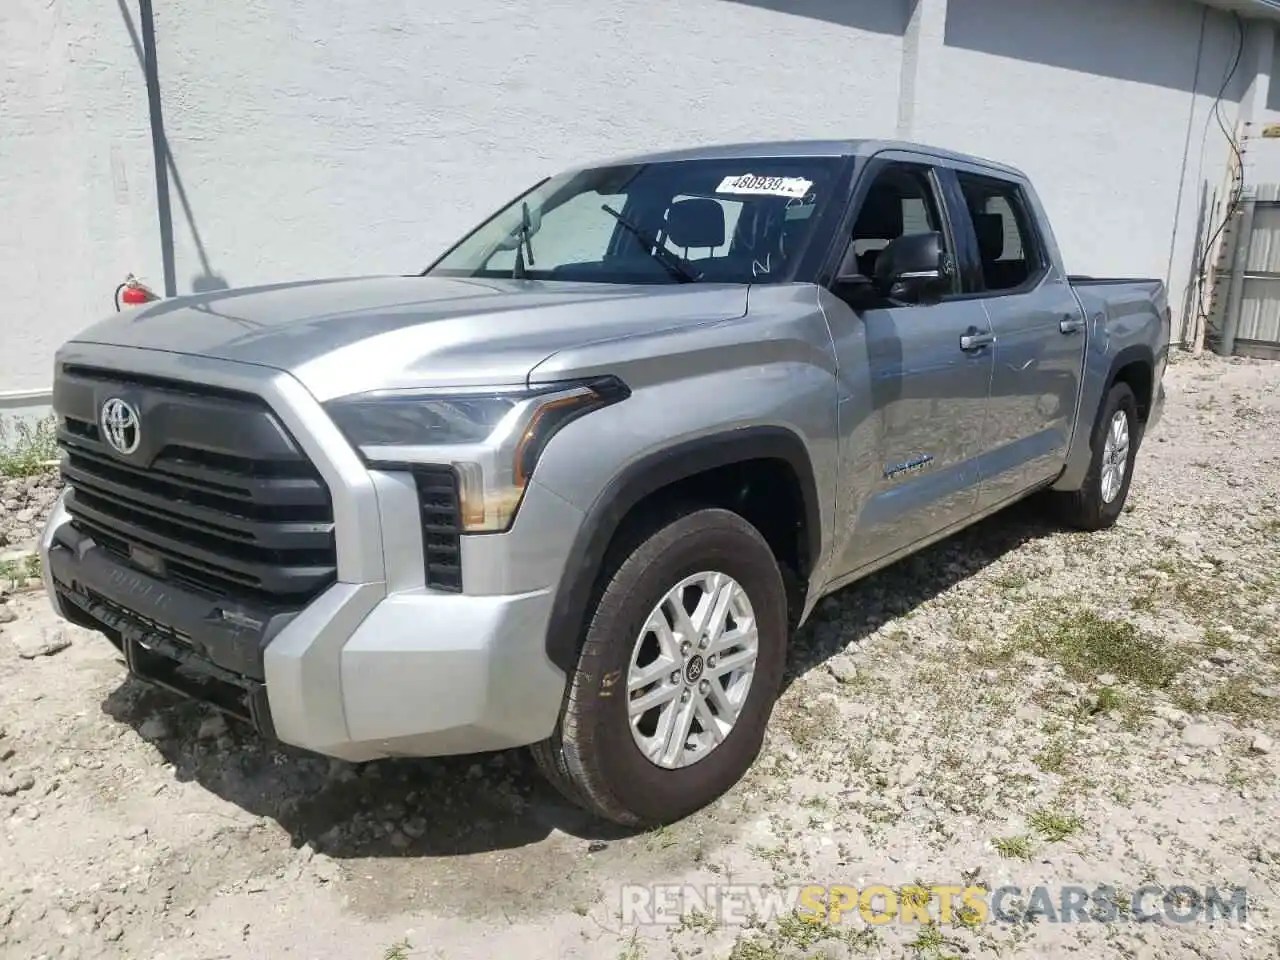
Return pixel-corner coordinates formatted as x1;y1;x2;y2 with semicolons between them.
715;174;813;199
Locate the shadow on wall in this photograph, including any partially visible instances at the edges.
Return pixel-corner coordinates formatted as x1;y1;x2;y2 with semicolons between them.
1269;40;1280;113
1177;180;1208;345
943;0;1240;93
716;0;911;35
116;0;229;297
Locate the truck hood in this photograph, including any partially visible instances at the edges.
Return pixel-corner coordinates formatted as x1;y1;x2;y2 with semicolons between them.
72;275;749;400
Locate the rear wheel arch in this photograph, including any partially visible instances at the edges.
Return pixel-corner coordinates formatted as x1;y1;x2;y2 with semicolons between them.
1104;346;1155;423
542;426;822;675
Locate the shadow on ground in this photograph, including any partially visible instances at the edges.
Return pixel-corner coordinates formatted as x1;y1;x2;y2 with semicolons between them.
782;497;1057;690
101;498;1058;861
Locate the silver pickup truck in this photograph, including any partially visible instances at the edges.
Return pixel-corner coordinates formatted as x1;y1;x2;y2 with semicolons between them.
39;139;1168;826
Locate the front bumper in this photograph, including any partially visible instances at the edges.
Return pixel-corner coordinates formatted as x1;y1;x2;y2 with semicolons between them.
39;341;582;761
43;490;567;760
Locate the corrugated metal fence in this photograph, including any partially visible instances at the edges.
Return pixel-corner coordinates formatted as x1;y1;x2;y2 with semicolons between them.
1212;182;1280;359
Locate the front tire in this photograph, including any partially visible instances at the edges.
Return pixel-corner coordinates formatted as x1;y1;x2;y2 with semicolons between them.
532;507;789;826
1051;381;1139;531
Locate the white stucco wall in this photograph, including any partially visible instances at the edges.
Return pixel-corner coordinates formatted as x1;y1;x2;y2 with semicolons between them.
1;0;1275;412
149;0;904;299
1;0;158;402
914;0;1249;338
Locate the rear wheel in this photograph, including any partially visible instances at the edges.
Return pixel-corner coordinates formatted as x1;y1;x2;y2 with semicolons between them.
531;507;788;826
1050;381;1139;531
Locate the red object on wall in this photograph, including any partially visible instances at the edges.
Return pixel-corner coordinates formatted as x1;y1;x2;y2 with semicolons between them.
116;274;159;309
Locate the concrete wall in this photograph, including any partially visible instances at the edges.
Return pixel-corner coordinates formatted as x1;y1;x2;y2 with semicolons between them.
1;0;159;409
913;0;1252;341
1;0;1275;415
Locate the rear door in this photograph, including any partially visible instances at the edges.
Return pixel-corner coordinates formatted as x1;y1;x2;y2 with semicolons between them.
819;156;995;581
938;168;1087;511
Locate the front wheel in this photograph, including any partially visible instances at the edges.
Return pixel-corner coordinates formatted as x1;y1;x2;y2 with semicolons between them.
531;507;789;826
1050;381;1139;531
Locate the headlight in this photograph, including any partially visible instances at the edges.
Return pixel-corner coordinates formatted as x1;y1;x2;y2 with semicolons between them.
324;376;629;532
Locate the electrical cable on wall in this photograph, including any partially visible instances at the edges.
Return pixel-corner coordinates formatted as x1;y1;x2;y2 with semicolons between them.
1189;12;1246;346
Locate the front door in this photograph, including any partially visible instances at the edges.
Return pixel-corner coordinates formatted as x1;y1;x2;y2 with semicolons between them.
821;160;995;581
946;171;1087;511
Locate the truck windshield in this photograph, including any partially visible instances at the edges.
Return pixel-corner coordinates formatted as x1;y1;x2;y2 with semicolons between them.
425;157;844;285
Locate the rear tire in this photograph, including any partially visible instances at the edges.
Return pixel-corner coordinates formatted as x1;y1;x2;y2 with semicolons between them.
1050;381;1139;531
531;507;788;826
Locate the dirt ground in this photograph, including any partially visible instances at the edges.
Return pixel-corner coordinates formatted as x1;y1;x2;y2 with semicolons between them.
2;352;1279;960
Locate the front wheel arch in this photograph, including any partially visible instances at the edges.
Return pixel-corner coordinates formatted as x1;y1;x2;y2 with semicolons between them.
542;426;822;675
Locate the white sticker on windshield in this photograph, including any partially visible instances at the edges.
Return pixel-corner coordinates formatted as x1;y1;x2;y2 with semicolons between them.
716;174;813;199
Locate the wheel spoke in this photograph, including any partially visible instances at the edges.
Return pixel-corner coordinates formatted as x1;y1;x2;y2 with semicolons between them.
709;619;756;655
628;655;674;693
629;681;680;719
647;610;681;662
699;576;735;645
694;696;726;747
708;645;756;678
642;696;680;762
659;697;698;767
668;594;700;649
706;677;745;725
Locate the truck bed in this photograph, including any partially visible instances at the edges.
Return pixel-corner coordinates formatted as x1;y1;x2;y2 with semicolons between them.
1068;276;1168;336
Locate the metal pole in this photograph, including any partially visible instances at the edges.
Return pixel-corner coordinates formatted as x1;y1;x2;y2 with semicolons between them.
139;0;177;298
1219;188;1256;356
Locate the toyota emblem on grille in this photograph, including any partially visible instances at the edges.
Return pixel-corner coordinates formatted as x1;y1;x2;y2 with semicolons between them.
101;397;141;455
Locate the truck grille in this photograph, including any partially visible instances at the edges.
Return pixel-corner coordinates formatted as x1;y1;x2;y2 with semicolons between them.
54;365;337;605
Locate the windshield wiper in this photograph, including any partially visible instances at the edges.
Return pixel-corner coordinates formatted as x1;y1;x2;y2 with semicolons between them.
513;201;536;279
600;204;699;283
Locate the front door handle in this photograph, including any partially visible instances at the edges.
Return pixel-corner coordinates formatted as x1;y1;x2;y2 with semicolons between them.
959;330;995;352
1060;315;1085;334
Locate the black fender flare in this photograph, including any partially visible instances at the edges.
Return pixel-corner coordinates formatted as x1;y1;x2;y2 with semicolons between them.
543;425;822;674
1104;344;1156;419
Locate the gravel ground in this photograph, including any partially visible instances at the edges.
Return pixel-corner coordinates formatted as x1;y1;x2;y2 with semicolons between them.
1;353;1278;960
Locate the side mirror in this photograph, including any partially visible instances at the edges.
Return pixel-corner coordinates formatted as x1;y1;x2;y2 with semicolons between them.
873;232;952;304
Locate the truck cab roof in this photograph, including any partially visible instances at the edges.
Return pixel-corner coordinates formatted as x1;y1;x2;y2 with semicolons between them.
587;138;1027;181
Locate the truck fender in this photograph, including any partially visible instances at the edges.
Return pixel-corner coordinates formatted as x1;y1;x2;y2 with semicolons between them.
542;425;822;674
1053;343;1154;492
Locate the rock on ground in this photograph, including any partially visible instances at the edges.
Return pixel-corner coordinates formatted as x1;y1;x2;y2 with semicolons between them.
0;471;62;551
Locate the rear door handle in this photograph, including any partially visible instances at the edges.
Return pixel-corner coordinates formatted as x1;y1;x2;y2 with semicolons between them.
959;330;995;352
1060;315;1085;334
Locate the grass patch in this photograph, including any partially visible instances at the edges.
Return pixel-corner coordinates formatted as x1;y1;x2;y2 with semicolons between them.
993;835;1034;860
1034;738;1071;774
774;697;841;750
0;554;41;588
644;824;679;851
0;415;58;478
677;909;719;935
1205;677;1276;721
382;940;411;960
1022;608;1184;689
617;930;646;960
727;911;877;959
1028;807;1083;843
908;922;964;959
991;571;1030;590
1133;554;1280;639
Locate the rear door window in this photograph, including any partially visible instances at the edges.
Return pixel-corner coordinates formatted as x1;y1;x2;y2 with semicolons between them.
953;173;1045;294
